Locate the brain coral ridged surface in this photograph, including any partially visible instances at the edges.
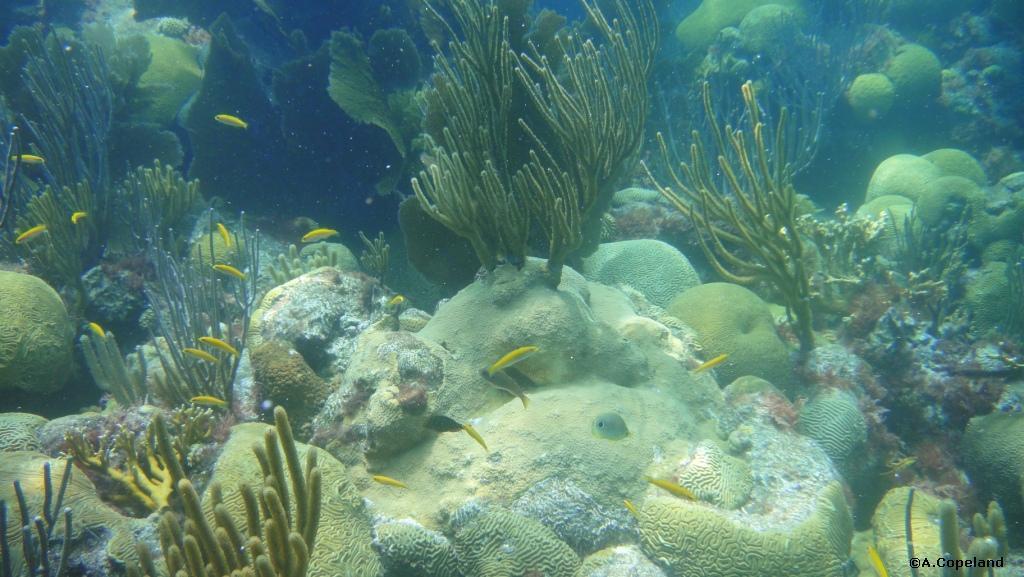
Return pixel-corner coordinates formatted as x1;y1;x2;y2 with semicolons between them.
675;440;753;510
453;508;580;577
206;423;383;577
638;481;852;577
797;388;868;473
0;271;74;393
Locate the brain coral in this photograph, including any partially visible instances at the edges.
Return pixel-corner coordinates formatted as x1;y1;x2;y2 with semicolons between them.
206;422;383;577
674;0;803;53
0;412;47;452
964;261;1011;337
962;412;1024;530
797;388;867;474
250;339;331;432
922;148;987;185
914;175;984;229
871;487;946;577
0;271;74;393
845;73;896;120
884;43;942;102
864;154;943;203
134;34;201;126
578;545;668;577
637;481;852;577
453;508;580;577
667;282;791;387
373;519;458;577
675;440;753;510
582;239;700;308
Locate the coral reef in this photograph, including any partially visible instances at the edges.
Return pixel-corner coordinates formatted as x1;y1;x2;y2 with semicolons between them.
668;282;791;388
373;519;458;577
250;340;331;433
581;239;700;308
637;482;851;577
846;72;896;120
871;487;945;577
0;271;74;393
674;0;804;54
673;440;753;510
452;507;579;577
797;388;868;476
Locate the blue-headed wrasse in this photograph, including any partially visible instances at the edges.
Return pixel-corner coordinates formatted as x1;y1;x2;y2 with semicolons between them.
301;228;339;243
216;222;232;247
693;353;728;373
212;264;246;281
214;114;248;129
15;224;47;244
183;347;219;364
11;154;44;164
372;475;407;489
198;336;239;357
190;395;228;408
487;345;539;376
645;476;697;501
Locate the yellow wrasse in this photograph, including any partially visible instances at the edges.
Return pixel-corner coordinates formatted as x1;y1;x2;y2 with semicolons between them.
70;211;88;224
693;353;728;373
87;322;106;338
645;476;697;501
372;475;407;489
866;545;889;577
461;423;488;452
214;114;248;129
15;224;47;244
213;263;246;281
301;228;339;243
623;499;639;517
198;336;239;357
216;222;232;247
387;294;405;307
487;345;539;376
884;456;917;476
190;395;228;408
183;347;220;363
11;154;44;164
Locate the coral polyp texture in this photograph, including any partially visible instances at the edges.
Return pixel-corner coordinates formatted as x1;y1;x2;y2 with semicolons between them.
0;271;74;393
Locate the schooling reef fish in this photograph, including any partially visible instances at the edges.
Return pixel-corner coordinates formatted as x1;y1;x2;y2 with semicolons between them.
693;353;728;373
213;264;246;281
372;475;408;489
15;224;47;244
301;228;339;243
216;222;232;247
190;395;228;408
214;114;248;129
623;499;639;518
387;294;406;308
866;545;889;577
70;211;88;224
198;336;239;357
486;345;539;376
481;367;532;409
645;476;697;501
87;322;106;338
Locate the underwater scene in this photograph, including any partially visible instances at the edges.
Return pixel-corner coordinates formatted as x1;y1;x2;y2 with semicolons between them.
0;0;1022;575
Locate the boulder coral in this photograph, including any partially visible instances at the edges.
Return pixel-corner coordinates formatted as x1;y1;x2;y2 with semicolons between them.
250;339;332;432
845;73;896;120
885;43;943;103
582;239;701;308
133;33;201;126
667;282;791;388
0;271;74;393
674;0;803;54
921;148;987;185
962;412;1024;533
865;154;943;203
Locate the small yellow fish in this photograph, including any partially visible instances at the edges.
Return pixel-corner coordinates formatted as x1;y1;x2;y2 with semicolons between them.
866;545;889;577
301;228;339;243
372;475;408;489
645;476;697;501
461;423;488;452
214;114;248;129
623;499;639;517
87;322;106;338
14;224;47;244
487;346;540;376
198;336;239;357
387;294;405;308
216;222;232;248
183;347;220;363
693;353;728;373
190;395;228;408
213;263;246;281
11;154;44;165
70;211;88;224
